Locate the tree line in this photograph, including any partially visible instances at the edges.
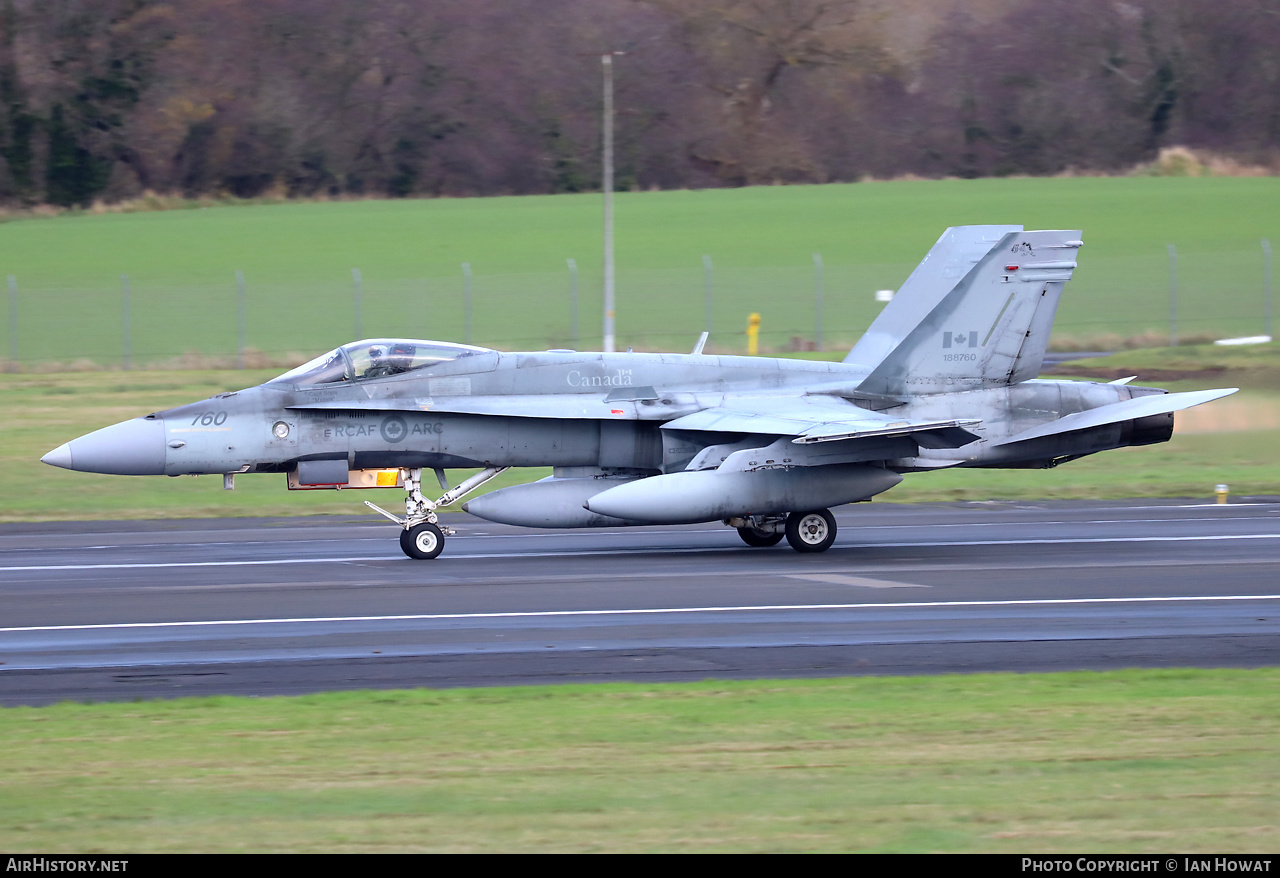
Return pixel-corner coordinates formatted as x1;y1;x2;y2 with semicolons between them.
1;0;1276;207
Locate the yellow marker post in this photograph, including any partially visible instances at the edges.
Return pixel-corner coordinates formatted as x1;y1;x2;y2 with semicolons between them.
1216;484;1229;504
747;312;761;355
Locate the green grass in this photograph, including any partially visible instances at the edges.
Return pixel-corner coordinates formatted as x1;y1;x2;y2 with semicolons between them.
4;344;1277;521
2;670;1276;852
3;177;1278;364
1054;341;1280;387
891;427;1280;502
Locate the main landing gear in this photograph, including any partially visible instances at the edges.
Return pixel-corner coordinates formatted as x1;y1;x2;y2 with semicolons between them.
365;466;509;560
729;509;838;553
736;524;784;547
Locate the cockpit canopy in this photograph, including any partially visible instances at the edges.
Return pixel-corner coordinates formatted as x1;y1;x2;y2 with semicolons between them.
270;339;495;386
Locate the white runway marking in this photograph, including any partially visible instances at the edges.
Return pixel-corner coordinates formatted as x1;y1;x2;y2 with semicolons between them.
1;531;1277;572
0;556;405;571
2;594;1278;634
787;574;927;589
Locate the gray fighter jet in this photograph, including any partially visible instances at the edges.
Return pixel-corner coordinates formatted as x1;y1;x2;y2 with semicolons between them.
42;226;1236;559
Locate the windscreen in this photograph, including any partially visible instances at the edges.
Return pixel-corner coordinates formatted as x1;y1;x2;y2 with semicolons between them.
270;339;493;386
270;347;349;386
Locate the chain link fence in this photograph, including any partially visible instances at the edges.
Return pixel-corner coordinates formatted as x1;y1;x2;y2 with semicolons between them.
4;244;1274;371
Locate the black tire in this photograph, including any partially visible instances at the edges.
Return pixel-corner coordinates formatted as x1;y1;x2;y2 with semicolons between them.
785;509;837;553
400;522;445;559
737;526;784;547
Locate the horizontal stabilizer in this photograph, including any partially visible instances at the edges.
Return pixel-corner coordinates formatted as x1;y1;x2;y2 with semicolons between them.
995;388;1238;446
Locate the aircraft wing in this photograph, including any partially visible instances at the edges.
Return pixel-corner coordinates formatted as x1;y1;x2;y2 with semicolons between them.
661;395;981;448
994;387;1238;446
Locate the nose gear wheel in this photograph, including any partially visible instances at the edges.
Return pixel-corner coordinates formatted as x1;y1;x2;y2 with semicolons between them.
400;522;444;559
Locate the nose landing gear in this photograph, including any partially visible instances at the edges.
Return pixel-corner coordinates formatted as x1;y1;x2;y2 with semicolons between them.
365;466;509;559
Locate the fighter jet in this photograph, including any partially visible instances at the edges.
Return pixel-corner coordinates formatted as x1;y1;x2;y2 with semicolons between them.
42;226;1236;559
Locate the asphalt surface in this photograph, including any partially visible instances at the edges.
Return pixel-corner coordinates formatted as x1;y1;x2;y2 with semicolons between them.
1;499;1278;705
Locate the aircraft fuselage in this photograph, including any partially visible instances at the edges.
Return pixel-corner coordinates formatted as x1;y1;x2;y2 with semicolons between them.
52;351;1168;480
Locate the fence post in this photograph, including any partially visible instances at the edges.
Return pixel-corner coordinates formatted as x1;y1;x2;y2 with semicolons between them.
235;269;246;369
702;254;713;340
567;258;578;350
813;253;824;351
351;268;363;340
7;275;16;372
121;274;131;370
462;262;472;344
1167;244;1178;346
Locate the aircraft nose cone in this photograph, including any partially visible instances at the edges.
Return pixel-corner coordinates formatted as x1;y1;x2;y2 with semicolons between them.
41;443;74;469
42;417;167;475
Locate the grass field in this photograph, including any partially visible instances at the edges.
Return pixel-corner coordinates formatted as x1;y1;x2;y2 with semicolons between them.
2;177;1278;365
2;670;1276;852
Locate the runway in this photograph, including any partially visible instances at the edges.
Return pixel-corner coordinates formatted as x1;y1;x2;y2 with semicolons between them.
1;499;1278;705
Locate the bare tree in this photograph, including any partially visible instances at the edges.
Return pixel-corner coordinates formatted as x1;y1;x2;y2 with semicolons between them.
0;0;1276;206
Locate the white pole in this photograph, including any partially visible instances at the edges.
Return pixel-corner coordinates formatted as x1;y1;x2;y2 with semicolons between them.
602;54;616;354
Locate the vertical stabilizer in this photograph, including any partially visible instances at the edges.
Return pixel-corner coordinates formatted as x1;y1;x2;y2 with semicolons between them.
856;229;1082;396
845;225;1022;366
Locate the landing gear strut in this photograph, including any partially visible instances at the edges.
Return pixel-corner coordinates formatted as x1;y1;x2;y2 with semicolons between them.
729;514;786;547
737;526;784;547
365;466;509;559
